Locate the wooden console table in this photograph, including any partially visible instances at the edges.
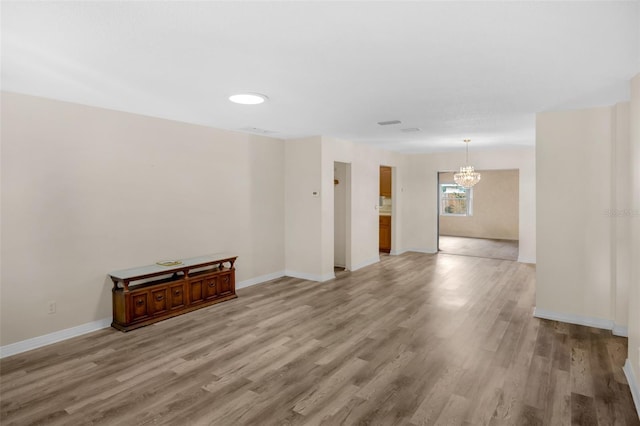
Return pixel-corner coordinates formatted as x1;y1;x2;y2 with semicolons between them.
109;254;237;331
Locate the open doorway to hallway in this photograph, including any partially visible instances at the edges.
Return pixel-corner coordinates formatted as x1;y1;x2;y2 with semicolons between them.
334;162;351;274
437;169;519;261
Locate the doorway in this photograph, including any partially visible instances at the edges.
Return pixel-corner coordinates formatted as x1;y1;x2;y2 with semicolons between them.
334;162;351;271
379;165;392;254
437;169;519;261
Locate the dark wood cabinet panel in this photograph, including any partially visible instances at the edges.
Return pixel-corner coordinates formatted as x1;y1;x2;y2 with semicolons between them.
203;276;218;300
169;283;186;310
131;293;149;321
379;215;391;253
218;272;233;296
189;279;204;304
380;166;392;197
110;255;237;331
150;288;168;315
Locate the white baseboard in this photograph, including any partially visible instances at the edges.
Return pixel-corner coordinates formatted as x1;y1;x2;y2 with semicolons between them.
517;256;536;264
388;248;438;256
237;270;285;289
350;256;380;272
389;248;406;255
320;272;336;282
409;248;438;254
0;317;112;359
284;270;335;282
613;324;629;337
533;308;616;331
623;359;640;419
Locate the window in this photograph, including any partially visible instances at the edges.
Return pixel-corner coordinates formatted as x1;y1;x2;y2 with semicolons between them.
440;184;473;216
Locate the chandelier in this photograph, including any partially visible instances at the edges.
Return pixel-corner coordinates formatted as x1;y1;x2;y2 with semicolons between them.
454;139;481;188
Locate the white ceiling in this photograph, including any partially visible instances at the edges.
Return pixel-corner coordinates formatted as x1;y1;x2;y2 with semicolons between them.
2;1;639;153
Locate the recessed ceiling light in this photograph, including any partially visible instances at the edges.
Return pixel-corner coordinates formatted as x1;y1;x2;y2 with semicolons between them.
229;93;268;105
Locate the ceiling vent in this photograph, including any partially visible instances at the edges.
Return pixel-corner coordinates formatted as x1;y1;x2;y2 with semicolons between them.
377;120;401;126
401;127;422;133
239;127;277;134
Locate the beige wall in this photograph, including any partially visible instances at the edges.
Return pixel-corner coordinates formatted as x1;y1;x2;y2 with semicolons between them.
439;169;519;240
614;102;631;333
0;92;286;346
536;106;615;322
628;73;640;404
284;137;324;279
401;148;536;263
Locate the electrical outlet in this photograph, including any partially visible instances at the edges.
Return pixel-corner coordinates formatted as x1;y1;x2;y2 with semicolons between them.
48;300;56;314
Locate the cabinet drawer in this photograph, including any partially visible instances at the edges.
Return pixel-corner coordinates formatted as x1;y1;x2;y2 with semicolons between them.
131;292;149;321
203;276;218;300
150;288;168;315
190;279;204;304
169;283;186;310
218;272;233;295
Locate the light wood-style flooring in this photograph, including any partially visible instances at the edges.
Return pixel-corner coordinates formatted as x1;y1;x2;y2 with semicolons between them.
439;236;519;261
1;252;638;425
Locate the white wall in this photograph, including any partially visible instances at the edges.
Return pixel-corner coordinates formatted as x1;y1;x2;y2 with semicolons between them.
390;166;403;256
401;155;435;254
628;73;640;407
614;102;631;332
536;105;621;326
402;148;536;262
0;92;286;346
284;137;323;279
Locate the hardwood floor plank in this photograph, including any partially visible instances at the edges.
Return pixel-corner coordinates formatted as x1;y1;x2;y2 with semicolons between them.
516;403;544;426
355;350;415;401
571;347;596;398
524;354;553;410
296;383;360;426
572;392;599;426
463;364;507;425
543;368;571;426
434;394;471;425
409;366;465;425
293;356;368;416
